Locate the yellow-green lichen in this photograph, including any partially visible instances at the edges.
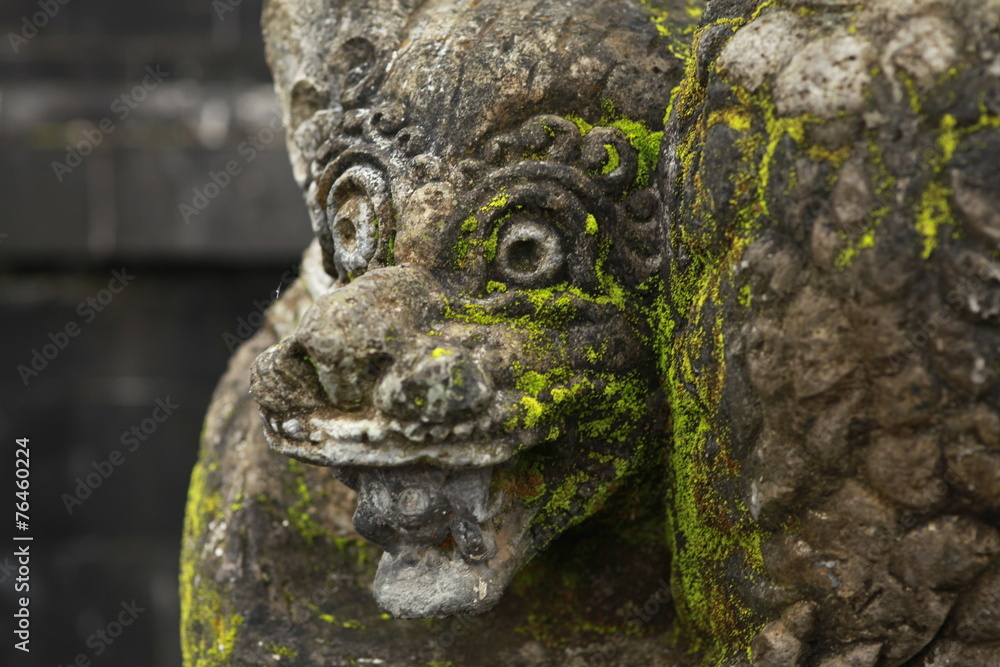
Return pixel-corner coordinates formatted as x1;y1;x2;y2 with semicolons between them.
483;193;510;210
285;459;335;545
834;136;893;268
567;102;664;192
601;143;621;174
917;180;952;259
181;457;245;667
655;20;785;661
737;283;752;308
386;229;397;266
262;643;299;659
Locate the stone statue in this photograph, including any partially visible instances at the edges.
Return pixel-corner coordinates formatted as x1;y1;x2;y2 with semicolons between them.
182;0;1000;664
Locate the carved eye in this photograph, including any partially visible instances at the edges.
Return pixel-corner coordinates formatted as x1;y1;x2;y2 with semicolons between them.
495;219;565;285
324;165;387;281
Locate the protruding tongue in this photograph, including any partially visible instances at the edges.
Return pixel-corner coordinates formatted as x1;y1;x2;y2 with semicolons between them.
347;464;497;563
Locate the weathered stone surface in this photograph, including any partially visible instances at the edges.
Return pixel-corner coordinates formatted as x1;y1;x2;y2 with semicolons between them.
183;0;698;664
182;0;1000;664
661;0;1000;662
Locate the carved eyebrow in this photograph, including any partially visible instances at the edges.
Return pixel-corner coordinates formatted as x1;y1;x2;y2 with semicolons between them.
314;149;393;207
467;180;603;238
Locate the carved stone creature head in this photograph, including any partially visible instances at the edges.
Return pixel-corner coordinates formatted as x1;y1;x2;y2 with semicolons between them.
251;0;678;617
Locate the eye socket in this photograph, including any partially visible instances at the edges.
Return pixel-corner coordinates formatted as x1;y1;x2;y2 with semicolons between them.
322;165;388;281
333;195;368;253
495;219;565;285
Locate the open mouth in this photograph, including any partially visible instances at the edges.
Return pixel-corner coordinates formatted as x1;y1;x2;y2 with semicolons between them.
263;415;535;617
256;404;537;618
258;406;520;468
251;339;541;617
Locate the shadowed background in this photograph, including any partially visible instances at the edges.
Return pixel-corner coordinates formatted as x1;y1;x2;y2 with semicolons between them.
0;1;311;664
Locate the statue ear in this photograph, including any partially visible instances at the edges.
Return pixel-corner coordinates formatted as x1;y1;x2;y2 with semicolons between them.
338;36;382;109
288;80;331;137
611;189;664;287
580;128;639;196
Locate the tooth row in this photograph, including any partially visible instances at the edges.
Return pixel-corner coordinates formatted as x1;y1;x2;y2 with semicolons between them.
309;417;391;443
384;414;494;443
267;411;494;446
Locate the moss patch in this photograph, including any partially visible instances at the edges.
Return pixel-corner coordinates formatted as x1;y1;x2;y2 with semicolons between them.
180;456;244;667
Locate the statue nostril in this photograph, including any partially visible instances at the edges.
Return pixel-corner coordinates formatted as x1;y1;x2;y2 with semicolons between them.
250;339;327;413
366;353;394;385
309;351;394;411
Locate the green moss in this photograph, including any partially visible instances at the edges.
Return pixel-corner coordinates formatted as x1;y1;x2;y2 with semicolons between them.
640;0;672;37
601;143;621;174
707;107;751;133
911;112;991;259
509;469;671;649
180;457;245;667
585;214;598;236
654;21;796;661
939;113;959;161
516;370;553;396
454;215;479;268
486;280;507;293
262;643;299;659
582;344;606;364
834;136;893;268
307;601;367;630
483;193;510;210
386;229;397;266
285;459;335;545
520;396;546;428
482;224;501;262
565;113;593;136
602;102;663;192
737;283;752;308
806;142;852;168
916;181;952;259
898;70;922;116
455;210;505;268
638;0;704;62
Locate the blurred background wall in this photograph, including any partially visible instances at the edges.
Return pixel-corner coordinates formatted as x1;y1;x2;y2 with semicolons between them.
0;1;313;664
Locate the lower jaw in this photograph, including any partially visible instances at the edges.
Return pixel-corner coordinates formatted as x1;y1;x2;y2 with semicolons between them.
373;502;536;618
344;463;536;618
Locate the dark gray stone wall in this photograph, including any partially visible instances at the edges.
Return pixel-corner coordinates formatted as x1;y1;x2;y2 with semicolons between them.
0;0;312;266
0;1;312;665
